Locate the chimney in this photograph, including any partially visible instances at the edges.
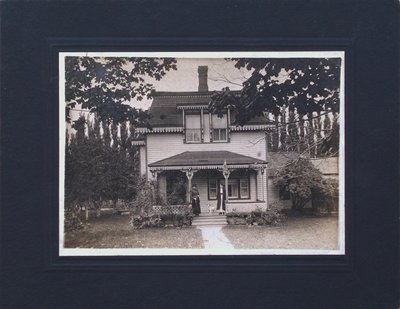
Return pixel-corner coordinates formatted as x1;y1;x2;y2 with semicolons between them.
198;66;208;92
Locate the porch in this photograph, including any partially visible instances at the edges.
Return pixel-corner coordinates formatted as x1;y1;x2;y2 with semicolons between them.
148;151;268;213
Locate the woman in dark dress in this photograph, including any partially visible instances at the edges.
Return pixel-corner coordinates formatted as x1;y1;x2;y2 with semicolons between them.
216;183;226;215
190;184;201;215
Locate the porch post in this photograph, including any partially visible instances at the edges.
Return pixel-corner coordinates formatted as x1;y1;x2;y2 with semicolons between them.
254;162;266;206
222;161;230;205
185;168;194;203
260;166;268;209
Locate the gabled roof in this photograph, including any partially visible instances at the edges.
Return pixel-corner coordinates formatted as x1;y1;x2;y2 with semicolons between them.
267;152;339;176
148;92;213;127
147;91;269;127
311;157;339;175
148;151;267;167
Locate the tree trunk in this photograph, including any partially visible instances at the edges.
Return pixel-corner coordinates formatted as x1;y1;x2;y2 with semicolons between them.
96;198;101;217
86;197;91;221
307;113;315;157
314;112;322;156
273;115;279;152
298;113;305;152
279;107;287;151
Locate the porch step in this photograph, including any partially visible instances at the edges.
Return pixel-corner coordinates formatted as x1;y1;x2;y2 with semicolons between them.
192;214;227;226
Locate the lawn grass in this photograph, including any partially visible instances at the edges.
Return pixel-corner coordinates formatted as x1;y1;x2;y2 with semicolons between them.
222;216;339;250
64;212;339;251
64;214;204;249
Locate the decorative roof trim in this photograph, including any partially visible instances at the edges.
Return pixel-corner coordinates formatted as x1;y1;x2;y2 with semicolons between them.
177;105;209;110
136;127;184;133
154;93;214;98
149;163;267;171
230;124;274;132
131;140;146;146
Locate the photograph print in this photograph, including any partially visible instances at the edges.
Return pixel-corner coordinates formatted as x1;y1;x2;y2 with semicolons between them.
60;51;344;256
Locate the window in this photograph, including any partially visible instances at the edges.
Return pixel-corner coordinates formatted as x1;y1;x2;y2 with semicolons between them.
208;178;217;199
239;178;249;198
213;129;227;141
185;115;201;143
211;114;228;142
226;179;239;198
209;177;249;200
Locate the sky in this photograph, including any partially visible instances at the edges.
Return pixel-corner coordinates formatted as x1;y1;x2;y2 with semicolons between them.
65;51;345;125
127;58;250;110
68;58;249;123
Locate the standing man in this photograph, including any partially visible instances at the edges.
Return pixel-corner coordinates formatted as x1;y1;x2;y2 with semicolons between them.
190;184;201;216
217;183;226;215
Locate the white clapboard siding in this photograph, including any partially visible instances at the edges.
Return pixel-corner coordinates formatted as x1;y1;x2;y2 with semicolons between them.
203;113;210;143
146;131;267;167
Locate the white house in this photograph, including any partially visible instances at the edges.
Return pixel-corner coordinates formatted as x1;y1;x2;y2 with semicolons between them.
135;66;339;213
135;66;275;213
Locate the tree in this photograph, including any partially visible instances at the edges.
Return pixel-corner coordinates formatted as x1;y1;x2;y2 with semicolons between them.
65;116;141;219
273;158;336;210
209;58;341;156
65;117;106;212
65;57;177;124
210;58;341;122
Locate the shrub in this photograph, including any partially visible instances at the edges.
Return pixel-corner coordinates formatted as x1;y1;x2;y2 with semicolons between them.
160;212;193;227
129;177;159;215
64;203;84;231
130;208;193;229
226;206;286;226
130;214;164;229
312;178;339;212
274;158;338;211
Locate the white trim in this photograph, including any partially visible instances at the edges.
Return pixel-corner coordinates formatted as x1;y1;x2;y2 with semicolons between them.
59;51;345;257
136;127;184;133
149;163;267;171
61;51;345;59
177;105;209;110
60;248;343;256
230;124;274;132
131;140;146;146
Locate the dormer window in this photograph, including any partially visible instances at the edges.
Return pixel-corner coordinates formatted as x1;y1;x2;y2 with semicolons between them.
211;114;228;142
181;106;230;144
185;114;201;143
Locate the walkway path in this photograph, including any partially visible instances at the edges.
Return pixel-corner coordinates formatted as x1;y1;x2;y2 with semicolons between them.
197;226;234;249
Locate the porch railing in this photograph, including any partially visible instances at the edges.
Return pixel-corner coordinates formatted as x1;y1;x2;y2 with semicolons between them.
153;204;192;215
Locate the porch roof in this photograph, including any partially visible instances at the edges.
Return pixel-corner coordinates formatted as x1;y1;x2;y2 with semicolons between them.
148;151;267;169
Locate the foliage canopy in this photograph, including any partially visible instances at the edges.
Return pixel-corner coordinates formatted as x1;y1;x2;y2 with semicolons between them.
273;158;338;210
65;57;177;124
65;116;139;209
209;58;341;125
